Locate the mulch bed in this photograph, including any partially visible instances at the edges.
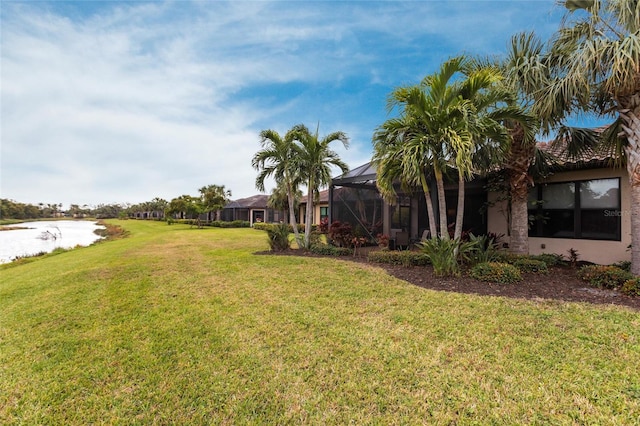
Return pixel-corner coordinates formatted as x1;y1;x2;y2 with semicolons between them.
257;250;640;311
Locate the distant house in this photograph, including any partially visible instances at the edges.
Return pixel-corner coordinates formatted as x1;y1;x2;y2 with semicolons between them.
298;190;330;226
221;194;287;226
330;144;631;265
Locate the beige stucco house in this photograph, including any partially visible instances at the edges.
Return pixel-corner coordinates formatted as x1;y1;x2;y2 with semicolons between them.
329;149;631;265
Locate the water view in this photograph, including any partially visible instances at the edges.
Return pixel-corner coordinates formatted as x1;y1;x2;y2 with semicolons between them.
0;220;105;264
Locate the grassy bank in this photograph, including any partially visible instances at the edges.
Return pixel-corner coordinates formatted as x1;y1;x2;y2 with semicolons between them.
1;220;639;424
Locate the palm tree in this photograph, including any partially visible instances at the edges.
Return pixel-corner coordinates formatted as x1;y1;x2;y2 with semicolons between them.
292;124;350;248
373;56;517;241
267;182;302;219
540;0;640;275
252;128;304;248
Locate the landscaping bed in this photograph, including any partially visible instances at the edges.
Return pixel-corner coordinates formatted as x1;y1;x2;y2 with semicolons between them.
261;249;640;310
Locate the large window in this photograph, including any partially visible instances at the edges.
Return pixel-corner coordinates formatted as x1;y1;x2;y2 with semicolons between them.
528;178;620;240
391;196;411;230
320;206;328;222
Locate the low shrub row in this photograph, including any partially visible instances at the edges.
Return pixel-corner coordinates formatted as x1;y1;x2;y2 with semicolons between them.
253;222;307;233
368;250;430;267
469;262;522;284
577;265;634;290
309;244;352;256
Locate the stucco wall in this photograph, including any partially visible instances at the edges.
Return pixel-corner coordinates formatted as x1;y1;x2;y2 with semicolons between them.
487;167;631;265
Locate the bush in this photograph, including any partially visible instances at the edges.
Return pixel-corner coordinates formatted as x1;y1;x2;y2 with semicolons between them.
266;223;291;251
328;221;354;248
207;220;251;228
530;253;565;267
309;244;352;256
418;237;475;277
577;265;634;289
368;250;430;267
613;260;632;272
252;222;271;231
467;233;501;265
621;277;640;297
512;258;549;274
470;262;522;284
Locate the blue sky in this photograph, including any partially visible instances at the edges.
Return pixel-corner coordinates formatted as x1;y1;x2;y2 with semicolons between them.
0;0;608;208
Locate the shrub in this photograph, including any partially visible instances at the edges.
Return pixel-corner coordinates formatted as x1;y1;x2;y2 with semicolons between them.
266;223;291;251
470;262;522;284
577;265;634;289
530;253;565;267
252;222;270;231
309;244;352;256
512;258;549;274
492;251;527;265
621;277;640;297
418;238;475;277
368;250;430;267
328;221;354;248
467;233;501;265
613;260;632;272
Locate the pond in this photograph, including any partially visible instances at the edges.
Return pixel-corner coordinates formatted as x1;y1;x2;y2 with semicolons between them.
0;220;105;264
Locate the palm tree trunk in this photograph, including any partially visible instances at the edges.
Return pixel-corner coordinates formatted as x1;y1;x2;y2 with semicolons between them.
434;168;449;239
304;185;314;249
620;99;640;276
420;173;438;238
454;171;465;240
286;181;303;249
507;125;534;255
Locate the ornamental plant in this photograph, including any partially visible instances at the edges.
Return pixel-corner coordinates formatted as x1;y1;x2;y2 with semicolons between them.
470;262;522;284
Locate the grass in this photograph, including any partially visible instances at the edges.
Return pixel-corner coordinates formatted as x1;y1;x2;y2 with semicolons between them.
1;220;639;424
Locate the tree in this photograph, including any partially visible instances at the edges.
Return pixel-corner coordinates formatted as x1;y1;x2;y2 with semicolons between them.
165;195;203;227
293;124;350;248
373;56;517;241
252;128;304;248
541;0;640;275
267;181;301;217
198;185;231;220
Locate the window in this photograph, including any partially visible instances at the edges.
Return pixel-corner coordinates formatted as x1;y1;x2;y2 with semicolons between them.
528;178;620;240
320;206;328;221
391;196;411;230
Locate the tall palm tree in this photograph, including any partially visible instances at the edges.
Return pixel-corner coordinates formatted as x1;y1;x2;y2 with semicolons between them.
540;0;640;275
252;128;304;248
373;56;518;241
293;124;350;248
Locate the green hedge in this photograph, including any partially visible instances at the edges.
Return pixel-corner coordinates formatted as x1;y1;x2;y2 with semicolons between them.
512;258;549;274
469;262;522;284
577;265;634;290
309;244;352;256
621;277;640;297
368;250;430;267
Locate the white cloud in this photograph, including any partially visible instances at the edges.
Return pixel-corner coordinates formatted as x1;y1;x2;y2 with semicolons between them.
1;0;562;207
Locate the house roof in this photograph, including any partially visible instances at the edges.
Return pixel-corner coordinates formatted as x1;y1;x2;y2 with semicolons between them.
224;194;269;209
299;189;329;205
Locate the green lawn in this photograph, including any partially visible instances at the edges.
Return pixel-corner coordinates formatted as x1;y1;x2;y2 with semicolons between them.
1;220;639;424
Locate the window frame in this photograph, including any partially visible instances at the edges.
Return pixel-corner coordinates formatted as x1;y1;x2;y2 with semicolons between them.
528;177;621;241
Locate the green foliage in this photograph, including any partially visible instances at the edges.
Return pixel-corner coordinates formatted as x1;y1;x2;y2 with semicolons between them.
620;277;640;297
613;260;632;272
266;223;291;251
418;237;475;277
368;250;431;267
467;233;501;265
309;244;352;256
470;262;522;284
530;253;565;267
512;258;549;274
577;265;634;290
208;220;251;228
